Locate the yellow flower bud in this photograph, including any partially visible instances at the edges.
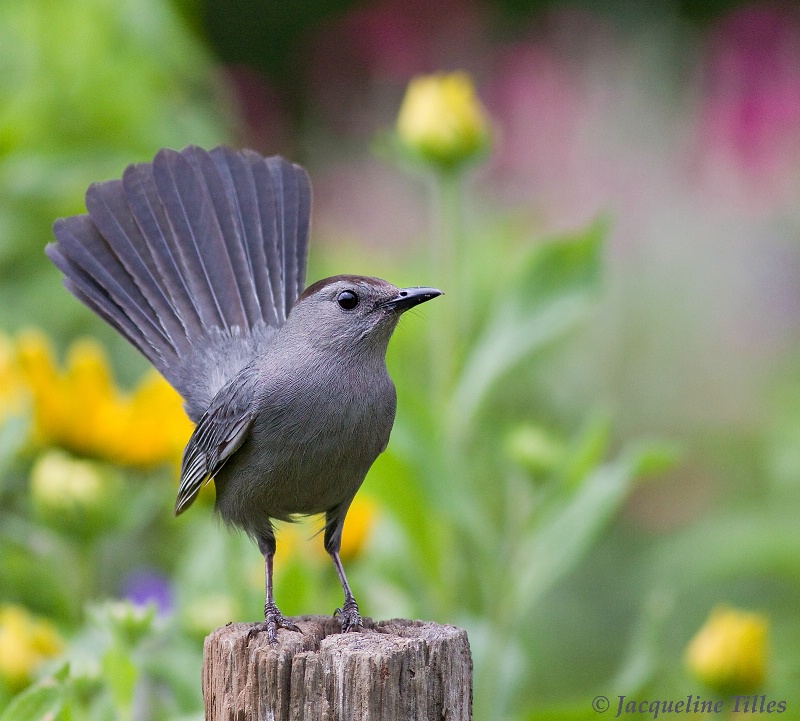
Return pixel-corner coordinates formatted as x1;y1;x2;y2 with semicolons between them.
0;605;63;690
30;449;105;513
685;605;769;694
505;424;565;475
29;449;119;537
397;71;490;170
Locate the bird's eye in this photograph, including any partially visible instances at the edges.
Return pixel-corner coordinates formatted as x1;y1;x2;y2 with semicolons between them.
337;290;359;310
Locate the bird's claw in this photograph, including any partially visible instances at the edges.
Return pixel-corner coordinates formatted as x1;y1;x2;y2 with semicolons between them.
334;597;363;633
247;603;301;645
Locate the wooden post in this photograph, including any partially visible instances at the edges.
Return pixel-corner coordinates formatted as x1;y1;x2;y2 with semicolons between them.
203;615;472;721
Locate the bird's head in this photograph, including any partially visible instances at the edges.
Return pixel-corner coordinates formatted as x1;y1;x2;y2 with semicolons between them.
285;275;442;353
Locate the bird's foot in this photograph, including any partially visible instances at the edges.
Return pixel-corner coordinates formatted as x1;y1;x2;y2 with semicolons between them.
334;597;363;633
247;603;301;645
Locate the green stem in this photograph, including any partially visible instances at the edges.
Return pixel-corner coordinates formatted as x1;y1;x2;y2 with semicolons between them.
71;536;99;622
427;170;461;410
426;169;471;607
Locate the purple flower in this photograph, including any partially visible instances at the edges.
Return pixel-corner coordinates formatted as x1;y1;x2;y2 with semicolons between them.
122;569;173;616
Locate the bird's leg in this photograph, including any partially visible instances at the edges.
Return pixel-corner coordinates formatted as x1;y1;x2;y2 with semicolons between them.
262;551;302;641
330;549;363;632
325;510;362;633
247;532;301;644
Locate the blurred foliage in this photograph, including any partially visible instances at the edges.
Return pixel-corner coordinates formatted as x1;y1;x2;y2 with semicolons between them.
2;1;800;720
0;0;227;340
199;0;759;105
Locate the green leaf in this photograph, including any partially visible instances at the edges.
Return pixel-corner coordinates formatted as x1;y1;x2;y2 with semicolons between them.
501;446;651;622
102;644;138;719
559;414;612;489
628;440;682;477
0;674;66;721
505;424;566;476
365;449;448;589
450;218;606;432
514;216;607;310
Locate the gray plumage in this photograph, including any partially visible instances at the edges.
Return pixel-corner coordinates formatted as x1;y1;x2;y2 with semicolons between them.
47;145;441;640
49;146;309;419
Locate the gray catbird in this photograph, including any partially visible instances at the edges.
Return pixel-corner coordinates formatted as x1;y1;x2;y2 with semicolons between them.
46;145;441;641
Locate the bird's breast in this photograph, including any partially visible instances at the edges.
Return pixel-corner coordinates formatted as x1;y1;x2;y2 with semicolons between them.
214;361;396;525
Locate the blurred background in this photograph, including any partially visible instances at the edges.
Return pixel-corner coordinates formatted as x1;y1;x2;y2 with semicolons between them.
1;0;800;719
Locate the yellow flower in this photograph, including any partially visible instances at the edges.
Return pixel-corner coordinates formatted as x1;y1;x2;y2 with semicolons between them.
110;369;194;466
0;605;63;690
60;338;117;457
15;331;64;440
397;71;490;170
340;495;378;562
271;494;379;569
16;331;193;468
685;605;769;693
0;333;28;423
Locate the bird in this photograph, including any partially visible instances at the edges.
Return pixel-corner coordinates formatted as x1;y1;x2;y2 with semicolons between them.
46;145;441;642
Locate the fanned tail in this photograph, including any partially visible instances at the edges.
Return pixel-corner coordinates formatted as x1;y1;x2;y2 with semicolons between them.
47;145;312;421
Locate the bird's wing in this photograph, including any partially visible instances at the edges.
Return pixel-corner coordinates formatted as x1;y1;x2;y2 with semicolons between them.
175;394;254;516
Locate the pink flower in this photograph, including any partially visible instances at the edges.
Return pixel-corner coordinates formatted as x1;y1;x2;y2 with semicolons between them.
482;9;621;231
696;4;800;202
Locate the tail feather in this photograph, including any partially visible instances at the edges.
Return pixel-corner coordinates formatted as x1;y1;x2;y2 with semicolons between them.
50;216;175;366
210;147;278;326
247;152;288;322
295;168;312;302
267;155;311;316
64;278;153;359
270;158;299;317
153;148;247;331
85;180;190;357
122;162;206;339
46;237;141;352
48;145;312;417
183;146;263;328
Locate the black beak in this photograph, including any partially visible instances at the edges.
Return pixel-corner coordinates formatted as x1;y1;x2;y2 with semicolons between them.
381;286;443;312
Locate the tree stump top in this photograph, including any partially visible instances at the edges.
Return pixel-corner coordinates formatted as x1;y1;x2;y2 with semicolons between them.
203;615;472;721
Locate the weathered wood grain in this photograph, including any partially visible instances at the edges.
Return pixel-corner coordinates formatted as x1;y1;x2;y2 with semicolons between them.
203;615;472;721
